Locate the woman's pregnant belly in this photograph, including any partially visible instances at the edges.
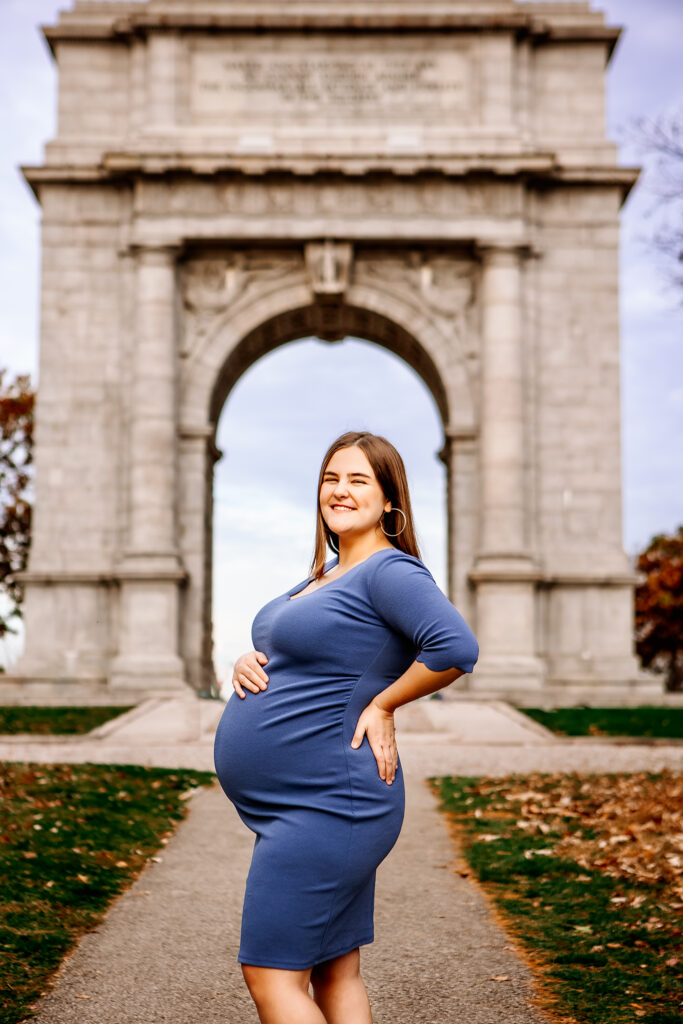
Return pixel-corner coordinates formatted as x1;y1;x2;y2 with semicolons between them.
213;667;404;827
214;669;356;815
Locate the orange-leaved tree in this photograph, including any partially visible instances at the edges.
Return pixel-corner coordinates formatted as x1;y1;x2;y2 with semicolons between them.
0;368;34;647
635;526;683;691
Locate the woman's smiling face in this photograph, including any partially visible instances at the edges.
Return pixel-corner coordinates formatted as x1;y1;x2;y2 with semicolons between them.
320;446;391;542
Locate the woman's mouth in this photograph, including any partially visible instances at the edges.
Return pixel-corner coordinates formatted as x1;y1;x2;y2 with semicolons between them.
331;505;355;512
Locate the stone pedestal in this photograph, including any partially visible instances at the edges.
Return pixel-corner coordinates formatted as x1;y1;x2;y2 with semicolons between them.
109;567;188;694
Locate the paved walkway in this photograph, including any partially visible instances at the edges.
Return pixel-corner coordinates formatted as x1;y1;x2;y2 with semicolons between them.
28;774;549;1024
6;698;682;1024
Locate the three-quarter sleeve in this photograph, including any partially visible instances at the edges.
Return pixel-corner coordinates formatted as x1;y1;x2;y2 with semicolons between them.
368;552;479;674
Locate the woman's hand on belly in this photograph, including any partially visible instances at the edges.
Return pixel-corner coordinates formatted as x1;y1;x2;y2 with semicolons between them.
350;700;398;785
232;650;269;699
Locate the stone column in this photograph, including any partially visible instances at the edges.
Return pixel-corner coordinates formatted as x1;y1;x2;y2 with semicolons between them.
438;429;478;692
178;424;222;697
110;244;190;694
470;244;544;690
439;429;477;621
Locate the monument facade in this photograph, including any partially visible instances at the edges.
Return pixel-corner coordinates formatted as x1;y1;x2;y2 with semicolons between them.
11;0;651;698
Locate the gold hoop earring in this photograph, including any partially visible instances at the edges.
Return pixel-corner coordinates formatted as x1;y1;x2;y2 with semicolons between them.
380;507;407;537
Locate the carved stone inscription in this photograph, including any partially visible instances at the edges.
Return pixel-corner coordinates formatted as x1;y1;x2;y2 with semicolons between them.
190;49;470;121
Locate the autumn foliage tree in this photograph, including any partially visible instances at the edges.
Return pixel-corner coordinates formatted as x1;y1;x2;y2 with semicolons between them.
635;527;683;691
0;369;34;645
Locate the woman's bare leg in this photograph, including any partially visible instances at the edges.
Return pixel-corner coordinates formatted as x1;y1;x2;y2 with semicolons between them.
310;948;373;1024
241;963;326;1024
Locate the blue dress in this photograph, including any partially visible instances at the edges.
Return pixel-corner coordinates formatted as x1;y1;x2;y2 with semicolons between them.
213;547;479;969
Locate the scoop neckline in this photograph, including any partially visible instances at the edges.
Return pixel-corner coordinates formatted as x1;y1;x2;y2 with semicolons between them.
286;547;400;602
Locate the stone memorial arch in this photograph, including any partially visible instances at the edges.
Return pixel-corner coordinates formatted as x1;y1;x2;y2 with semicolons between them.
11;0;649;700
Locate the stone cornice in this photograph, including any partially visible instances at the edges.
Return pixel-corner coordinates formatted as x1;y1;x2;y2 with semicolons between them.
21;157;639;198
14;566;191;584
43;2;620;55
13;570;117;584
469;568;640;586
15;566;639;588
539;573;641;587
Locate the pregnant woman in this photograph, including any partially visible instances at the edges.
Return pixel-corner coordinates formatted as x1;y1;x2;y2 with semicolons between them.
214;430;479;1024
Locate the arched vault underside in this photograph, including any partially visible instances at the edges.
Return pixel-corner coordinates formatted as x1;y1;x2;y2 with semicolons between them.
209;302;450;429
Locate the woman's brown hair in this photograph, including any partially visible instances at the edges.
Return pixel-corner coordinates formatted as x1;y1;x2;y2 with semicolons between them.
308;431;422;580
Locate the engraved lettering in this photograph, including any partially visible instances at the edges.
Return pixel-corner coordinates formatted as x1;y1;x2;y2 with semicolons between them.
190;50;469;122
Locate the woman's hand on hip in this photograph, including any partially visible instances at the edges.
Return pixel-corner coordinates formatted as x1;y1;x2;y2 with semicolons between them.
232;651;269;699
350;700;398;785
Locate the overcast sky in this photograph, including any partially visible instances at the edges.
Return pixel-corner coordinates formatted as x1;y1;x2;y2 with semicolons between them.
1;1;681;680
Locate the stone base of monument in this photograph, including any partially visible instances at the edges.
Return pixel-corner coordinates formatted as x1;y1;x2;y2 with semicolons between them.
0;677;197;706
463;655;546;692
443;678;671;708
108;653;196;697
0;678;142;705
0;692;221;742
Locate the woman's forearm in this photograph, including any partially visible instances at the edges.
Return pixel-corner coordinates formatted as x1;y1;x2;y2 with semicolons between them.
372;660;465;714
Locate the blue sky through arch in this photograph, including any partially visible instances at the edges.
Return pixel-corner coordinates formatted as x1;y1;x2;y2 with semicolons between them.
212;336;445;682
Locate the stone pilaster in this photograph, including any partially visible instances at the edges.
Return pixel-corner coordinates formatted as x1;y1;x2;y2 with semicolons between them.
147;31;179;131
110;245;190;693
470;244;544;689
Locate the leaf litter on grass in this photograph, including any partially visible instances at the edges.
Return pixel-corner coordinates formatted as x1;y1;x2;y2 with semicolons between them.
499;771;683;896
0;761;216;1024
431;770;683;1024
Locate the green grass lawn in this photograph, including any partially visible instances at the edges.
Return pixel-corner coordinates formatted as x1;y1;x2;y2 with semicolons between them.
0;706;136;735
430;771;682;1024
520;706;683;739
0;761;216;1024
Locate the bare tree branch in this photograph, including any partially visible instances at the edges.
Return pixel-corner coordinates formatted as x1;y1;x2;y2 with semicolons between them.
625;109;683;292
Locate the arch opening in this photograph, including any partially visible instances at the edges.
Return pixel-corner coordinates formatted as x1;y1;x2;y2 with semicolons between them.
209;330;447;689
